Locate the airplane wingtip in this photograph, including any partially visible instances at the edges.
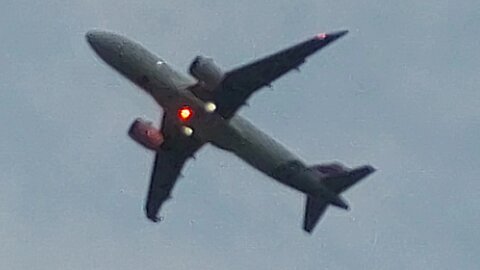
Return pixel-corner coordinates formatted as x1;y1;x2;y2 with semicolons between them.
315;30;349;40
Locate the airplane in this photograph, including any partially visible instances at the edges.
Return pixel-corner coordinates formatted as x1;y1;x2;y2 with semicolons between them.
86;29;375;233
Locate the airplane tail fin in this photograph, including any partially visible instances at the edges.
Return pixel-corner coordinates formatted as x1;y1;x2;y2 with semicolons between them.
303;164;375;233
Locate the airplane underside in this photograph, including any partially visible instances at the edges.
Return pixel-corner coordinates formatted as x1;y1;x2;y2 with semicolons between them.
87;29;375;233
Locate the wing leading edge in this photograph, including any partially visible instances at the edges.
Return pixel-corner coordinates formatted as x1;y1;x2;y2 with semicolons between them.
212;30;348;119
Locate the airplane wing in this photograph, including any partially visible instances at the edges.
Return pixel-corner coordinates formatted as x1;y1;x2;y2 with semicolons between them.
144;114;203;222
212;30;348;119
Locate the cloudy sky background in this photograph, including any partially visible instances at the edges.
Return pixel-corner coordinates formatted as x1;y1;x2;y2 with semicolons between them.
1;0;479;269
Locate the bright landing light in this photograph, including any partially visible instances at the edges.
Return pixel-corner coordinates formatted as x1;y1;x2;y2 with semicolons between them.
204;102;216;113
181;126;193;136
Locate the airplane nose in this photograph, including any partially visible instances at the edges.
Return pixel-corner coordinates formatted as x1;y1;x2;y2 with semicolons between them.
86;30;124;66
85;30;160;87
85;30;98;44
86;30;106;51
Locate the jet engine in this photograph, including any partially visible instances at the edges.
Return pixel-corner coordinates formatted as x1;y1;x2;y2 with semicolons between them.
189;56;224;90
128;118;164;150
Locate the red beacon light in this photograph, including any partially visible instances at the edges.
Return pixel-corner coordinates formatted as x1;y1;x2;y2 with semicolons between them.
178;106;194;122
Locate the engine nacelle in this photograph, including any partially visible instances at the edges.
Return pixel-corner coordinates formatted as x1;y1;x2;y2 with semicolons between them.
189;56;224;90
128;118;164;150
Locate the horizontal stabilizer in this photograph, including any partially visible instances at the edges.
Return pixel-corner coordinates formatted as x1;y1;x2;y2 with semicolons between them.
304;196;328;233
322;165;375;194
303;164;375;233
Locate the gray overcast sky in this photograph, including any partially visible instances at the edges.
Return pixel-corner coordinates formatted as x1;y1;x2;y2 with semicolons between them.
1;1;479;269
